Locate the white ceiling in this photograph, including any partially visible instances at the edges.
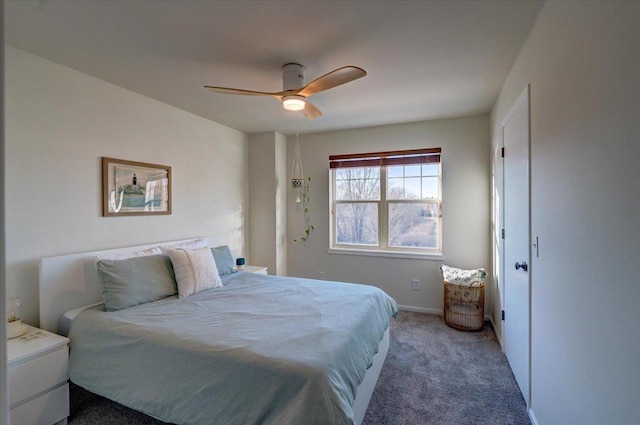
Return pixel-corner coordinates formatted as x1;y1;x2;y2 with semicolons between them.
6;0;543;135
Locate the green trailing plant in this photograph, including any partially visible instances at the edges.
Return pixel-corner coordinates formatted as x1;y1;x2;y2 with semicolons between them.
294;177;314;243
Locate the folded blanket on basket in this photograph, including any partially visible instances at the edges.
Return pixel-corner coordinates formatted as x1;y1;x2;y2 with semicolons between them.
440;264;486;287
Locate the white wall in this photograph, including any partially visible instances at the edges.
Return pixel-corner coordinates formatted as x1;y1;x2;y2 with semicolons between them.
274;132;288;276
1;5;9;423
490;2;640;424
286;115;490;313
6;47;249;325
248;132;287;275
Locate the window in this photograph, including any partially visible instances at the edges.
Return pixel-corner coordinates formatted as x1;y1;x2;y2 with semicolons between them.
329;148;442;257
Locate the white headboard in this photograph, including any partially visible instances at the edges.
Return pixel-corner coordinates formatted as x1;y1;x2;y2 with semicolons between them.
39;237;222;333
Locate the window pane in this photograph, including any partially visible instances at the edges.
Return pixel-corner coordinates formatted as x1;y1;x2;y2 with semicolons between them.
405;165;421;177
335;180;349;200
335;167;380;180
387;163;442;200
421;177;439;199
388;202;438;248
335;167;380;201
387;177;404;199
388;165;403;178
334;169;347;180
422;164;439;176
336;203;378;245
348;167;379;179
404;177;421;199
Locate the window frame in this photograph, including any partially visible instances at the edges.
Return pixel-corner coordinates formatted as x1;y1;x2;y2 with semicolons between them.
329;149;443;259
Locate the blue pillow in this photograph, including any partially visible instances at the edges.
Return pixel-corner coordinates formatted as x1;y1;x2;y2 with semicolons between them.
97;254;177;311
211;245;235;276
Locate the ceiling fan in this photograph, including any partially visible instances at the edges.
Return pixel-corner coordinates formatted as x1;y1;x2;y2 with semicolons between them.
204;63;367;119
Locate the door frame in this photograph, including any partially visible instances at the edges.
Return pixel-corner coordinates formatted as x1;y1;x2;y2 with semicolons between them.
499;84;532;406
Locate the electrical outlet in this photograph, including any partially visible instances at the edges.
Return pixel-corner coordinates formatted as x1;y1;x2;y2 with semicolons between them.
412;279;421;290
318;271;325;279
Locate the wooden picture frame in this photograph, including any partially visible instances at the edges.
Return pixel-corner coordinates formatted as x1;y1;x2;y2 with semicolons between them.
102;157;172;216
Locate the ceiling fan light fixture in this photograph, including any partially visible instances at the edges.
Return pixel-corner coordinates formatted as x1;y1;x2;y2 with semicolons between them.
205;64;366;120
283;96;306;111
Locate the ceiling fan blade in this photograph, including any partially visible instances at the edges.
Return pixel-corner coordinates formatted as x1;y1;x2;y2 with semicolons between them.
300;101;322;120
297;66;367;97
204;85;287;99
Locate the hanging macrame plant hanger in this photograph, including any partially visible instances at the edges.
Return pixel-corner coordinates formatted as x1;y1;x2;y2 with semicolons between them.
291;133;304;203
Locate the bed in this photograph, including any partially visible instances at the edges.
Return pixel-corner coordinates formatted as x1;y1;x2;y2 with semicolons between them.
39;238;397;425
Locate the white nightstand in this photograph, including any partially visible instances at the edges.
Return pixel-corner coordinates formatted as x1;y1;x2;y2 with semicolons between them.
8;325;70;425
239;265;268;275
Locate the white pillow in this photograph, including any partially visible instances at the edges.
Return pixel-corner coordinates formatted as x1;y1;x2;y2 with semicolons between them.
160;239;208;252
166;247;222;298
96;246;163;262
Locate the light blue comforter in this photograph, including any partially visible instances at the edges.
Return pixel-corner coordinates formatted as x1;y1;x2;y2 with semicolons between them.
69;272;398;425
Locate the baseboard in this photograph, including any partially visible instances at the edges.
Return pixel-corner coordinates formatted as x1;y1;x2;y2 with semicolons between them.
397;305;442;315
398;306;498;326
528;408;540;425
488;315;503;348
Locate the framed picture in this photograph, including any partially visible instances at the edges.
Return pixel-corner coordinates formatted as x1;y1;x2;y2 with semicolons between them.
102;157;172;216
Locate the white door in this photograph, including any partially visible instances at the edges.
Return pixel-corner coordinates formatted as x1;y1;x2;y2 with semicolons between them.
502;86;531;405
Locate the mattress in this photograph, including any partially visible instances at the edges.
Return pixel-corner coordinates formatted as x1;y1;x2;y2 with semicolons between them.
68;271;398;425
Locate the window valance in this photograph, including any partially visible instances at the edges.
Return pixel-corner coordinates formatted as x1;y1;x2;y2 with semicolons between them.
329;148;441;169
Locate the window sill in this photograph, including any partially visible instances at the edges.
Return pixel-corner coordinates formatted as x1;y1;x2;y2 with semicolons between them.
328;247;444;261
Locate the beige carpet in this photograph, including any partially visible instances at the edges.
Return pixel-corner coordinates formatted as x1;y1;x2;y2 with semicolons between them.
362;311;530;425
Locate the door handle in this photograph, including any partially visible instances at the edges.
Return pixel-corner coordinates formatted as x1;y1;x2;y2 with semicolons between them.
515;261;528;272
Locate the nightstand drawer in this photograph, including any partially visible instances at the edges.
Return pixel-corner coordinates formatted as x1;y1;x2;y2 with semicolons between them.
9;345;69;407
10;382;69;425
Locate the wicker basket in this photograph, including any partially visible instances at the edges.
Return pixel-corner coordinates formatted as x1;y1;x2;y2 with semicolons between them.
443;280;485;331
